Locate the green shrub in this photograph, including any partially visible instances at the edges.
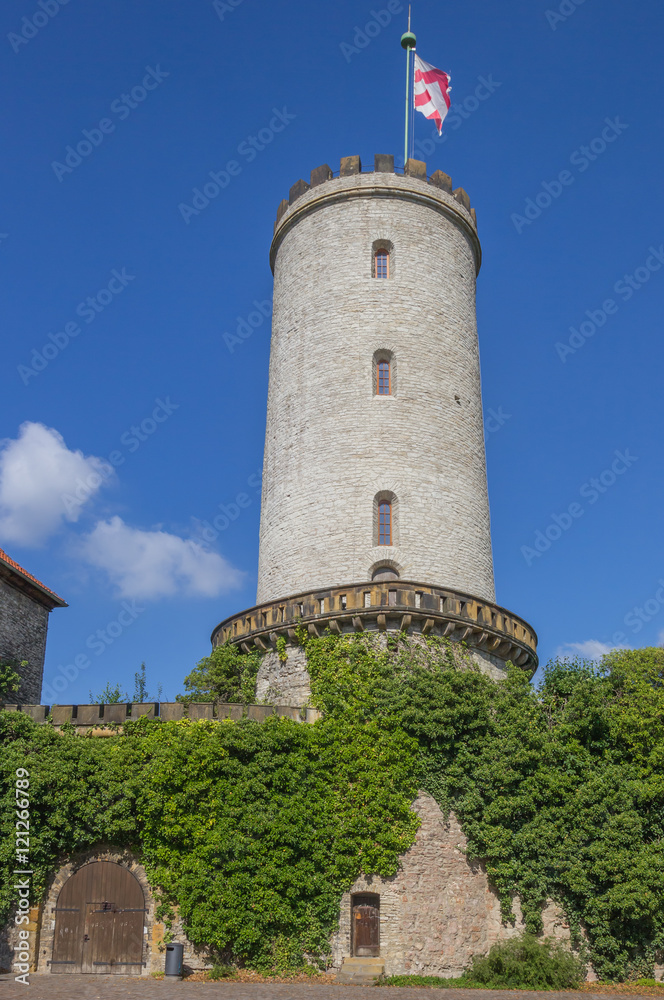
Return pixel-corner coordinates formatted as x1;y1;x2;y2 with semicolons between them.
466;934;586;989
177;643;261;704
209;962;237;980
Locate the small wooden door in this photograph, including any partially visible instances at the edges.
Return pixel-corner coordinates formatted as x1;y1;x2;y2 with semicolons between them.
352;894;380;957
52;862;145;974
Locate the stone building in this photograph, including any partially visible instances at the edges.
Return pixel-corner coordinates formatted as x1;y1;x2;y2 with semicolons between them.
213;154;538;699
4;156;550;982
209;154;548;981
0;547;67;704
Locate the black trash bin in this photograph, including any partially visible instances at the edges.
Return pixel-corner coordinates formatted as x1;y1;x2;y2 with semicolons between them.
165;942;184;978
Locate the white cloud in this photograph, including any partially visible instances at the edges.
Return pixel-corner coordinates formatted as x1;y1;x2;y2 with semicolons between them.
0;422;112;547
555;639;629;660
79;516;243;600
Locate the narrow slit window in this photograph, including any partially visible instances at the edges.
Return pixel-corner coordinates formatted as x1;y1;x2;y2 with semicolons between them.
379;502;392;545
374;249;389;279
377;360;391;395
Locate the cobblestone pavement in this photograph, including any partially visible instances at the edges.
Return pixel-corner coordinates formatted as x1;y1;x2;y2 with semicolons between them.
0;977;656;1000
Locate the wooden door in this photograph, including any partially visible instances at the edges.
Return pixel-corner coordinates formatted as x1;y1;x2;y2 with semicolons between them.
352;894;380;957
52;862;145;974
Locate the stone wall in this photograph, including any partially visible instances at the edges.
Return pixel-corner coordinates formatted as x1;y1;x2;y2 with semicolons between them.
258;167;495;607
330;792;571;977
255;645;312;706
0;577;49;704
259;640;509;709
2;799;575;979
30;848;209;976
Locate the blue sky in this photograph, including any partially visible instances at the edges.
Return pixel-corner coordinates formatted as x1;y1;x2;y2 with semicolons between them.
1;0;662;703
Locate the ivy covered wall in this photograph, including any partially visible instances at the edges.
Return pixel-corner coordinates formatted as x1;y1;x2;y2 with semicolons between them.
1;635;663;979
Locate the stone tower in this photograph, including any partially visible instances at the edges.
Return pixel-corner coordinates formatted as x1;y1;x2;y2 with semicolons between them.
213;156;537;698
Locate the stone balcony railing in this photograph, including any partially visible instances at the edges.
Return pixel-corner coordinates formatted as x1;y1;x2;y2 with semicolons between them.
212;581;538;675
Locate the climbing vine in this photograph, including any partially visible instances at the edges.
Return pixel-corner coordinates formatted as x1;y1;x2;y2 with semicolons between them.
1;637;663;979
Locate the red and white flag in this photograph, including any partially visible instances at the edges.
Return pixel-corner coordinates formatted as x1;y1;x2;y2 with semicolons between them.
413;55;451;134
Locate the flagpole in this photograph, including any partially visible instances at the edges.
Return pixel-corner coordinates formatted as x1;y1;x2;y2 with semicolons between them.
401;7;416;168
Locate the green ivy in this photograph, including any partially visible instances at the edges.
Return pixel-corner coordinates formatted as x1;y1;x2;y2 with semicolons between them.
302;632;664;980
0;698;418;972
1;636;663;979
0;658;22;700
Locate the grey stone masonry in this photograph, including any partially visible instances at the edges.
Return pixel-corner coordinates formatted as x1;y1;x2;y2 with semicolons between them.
257;160;494;606
0;551;66;704
331;793;572;978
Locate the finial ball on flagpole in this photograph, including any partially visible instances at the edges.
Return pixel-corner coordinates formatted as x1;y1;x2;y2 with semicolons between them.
401;31;416;49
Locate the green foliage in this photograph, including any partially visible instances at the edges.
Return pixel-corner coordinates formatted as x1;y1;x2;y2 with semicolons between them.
2;635;664;980
276;636;288;663
133;661;162;703
89;681;129;704
382;975;467;987
89;664;162;705
0;658;22;700
466;933;586;989
304;634;664;981
0;693;418;972
178;643;261;704
384;934;585;989
209;962;237;980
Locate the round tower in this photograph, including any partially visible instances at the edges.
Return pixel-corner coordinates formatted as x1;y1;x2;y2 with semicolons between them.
259;155;492;604
213;155;537;689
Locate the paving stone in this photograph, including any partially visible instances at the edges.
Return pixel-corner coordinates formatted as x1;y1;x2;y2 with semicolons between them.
0;975;655;1000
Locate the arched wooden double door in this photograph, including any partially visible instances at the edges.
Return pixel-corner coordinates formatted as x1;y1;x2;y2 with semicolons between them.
52;862;146;974
352;893;380;957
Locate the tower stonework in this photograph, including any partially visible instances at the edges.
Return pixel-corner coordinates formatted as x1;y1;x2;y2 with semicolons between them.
259;163;492;604
213;156;537;692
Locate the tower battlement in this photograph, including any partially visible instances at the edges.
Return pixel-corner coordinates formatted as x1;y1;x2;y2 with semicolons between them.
274;154;477;238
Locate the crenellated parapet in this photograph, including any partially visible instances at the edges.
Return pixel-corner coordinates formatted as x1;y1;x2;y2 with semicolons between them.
271;153;479;273
212;581;538;676
0;701;321;731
